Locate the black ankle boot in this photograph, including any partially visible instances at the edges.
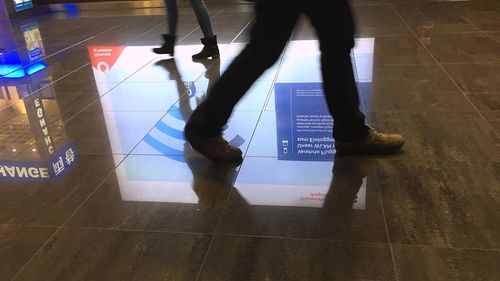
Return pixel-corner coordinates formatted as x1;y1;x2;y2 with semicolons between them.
192;36;220;59
153;34;176;55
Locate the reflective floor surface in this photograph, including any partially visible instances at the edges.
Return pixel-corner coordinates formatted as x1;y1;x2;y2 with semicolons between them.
0;0;499;280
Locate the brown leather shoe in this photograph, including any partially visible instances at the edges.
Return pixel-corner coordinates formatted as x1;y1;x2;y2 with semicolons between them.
184;125;243;163
335;126;405;155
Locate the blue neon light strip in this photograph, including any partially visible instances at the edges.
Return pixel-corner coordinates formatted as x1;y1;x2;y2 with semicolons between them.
0;63;46;79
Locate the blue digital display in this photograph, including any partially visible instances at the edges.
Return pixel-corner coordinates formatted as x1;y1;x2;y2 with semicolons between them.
274;82;369;161
14;0;33;12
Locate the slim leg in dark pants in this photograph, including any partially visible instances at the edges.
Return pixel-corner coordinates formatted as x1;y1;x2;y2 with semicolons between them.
303;0;368;141
187;0;368;141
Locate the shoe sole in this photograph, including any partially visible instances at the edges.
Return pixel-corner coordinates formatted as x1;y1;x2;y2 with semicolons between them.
152;49;174;56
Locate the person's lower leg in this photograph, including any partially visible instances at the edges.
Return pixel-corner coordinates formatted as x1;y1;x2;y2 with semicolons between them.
187;44;281;136
321;51;368;141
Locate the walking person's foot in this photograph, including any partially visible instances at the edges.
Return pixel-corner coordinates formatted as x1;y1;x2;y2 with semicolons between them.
153;34;176;55
335;126;405;155
184;124;243;163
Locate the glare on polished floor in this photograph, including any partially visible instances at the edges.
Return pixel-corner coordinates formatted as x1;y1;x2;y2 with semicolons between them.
1;0;499;280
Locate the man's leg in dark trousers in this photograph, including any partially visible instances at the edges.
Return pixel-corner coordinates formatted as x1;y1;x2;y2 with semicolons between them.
304;0;369;142
187;1;301;137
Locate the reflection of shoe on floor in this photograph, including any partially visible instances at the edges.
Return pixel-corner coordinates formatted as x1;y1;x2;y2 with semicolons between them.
155;58;181;80
184;124;243;163
335;127;405;155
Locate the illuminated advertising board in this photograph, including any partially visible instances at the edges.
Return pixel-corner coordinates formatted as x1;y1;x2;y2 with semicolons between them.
21;23;45;61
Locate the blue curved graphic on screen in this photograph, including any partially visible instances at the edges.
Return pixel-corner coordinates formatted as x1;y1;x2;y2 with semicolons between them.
167;108;185;121
145;112;245;163
143;135;185;156
155;120;184;140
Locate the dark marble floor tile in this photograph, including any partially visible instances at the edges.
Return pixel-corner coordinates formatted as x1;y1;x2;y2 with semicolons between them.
128;22;200;45
213;3;254;14
482;110;500;135
200;20;250;44
352;0;390;6
0;154;116;225
394;2;479;34
476;23;500;32
36;47;91;70
37;18;96;36
361;90;475;112
377;160;500;248
13;228;211;281
443;63;500;93
448;0;500;25
353;5;411;36
393;245;500;281
49;17;133;42
373;35;435;65
181;13;253;44
389;0;436;3
464;91;500;111
0;225;55;281
217;156;389;242
30;68;108;121
366;111;500;162
487;31;500;44
62;102;116;156
198;235;396;281
67;154;235;232
369;64;457;94
423;33;500;63
80;16;166;46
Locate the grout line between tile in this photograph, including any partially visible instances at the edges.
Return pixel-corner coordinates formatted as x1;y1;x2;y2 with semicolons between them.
215;232;500;252
377;186;401;281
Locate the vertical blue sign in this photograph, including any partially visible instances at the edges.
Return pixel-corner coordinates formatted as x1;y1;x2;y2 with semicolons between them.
275;83;335;161
0;142;79;183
